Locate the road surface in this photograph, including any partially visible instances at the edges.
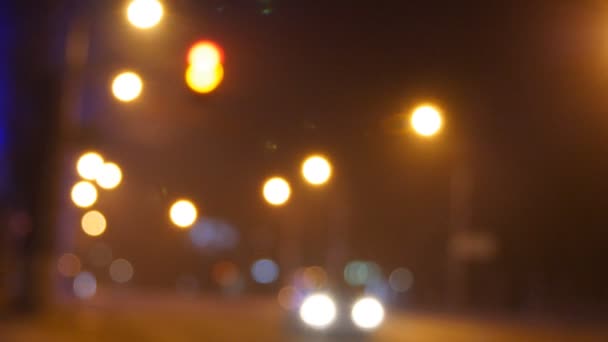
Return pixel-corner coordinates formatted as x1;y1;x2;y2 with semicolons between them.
1;291;606;341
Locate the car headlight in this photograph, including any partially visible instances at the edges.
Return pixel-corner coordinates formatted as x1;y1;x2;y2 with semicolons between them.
351;297;385;330
298;293;337;329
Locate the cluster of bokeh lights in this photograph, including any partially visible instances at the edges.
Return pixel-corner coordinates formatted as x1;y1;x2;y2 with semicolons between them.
72;151;123;240
185;41;225;94
63;1;441;307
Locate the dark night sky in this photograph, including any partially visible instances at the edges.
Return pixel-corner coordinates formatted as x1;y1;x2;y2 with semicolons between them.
54;0;608;309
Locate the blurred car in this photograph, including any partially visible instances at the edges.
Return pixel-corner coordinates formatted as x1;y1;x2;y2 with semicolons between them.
284;284;386;339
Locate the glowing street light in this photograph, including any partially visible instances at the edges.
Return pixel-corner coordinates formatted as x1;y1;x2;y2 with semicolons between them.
410;104;443;137
169;199;198;229
263;177;291;206
112;71;143;102
96;162;122;190
185;63;224;94
71;181;98;208
76;151;104;180
127;0;164;29
81;210;107;237
302;155;332;186
188;41;224;71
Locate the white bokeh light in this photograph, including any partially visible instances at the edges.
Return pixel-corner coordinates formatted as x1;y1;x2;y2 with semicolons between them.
351;297;385;330
96;162;122;190
73;271;97;299
262;177;291;206
71;181;98;208
112;71;143;102
77;152;104;180
127;0;164;29
302;155;332;186
170;199;198;229
411;104;443;137
299;293;337;329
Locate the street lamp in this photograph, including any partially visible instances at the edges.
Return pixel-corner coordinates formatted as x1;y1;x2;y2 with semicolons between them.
301;155;332;186
112;71;143;102
188;41;224;71
185;63;224;94
262;177;291;206
185;40;224;94
169;199;198;229
410;104;443;137
127;0;164;29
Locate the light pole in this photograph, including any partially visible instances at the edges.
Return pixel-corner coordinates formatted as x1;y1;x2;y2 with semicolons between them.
261;176;292;283
408;103;481;309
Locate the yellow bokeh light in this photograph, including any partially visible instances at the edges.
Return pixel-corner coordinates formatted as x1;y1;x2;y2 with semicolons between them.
411;104;443;137
81;210;107;237
262;177;291;206
112;71;143;102
185;63;224;94
76;152;104;180
127;0;164;29
302;155;332;186
71;181;98;208
169;199;198;229
188;41;223;71
96;162;122;190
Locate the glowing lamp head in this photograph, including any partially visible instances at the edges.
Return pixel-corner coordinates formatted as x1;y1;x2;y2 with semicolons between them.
127;0;164;29
185;63;224;94
299;293;337;329
169;199;198;229
188;41;224;70
410;104;443;137
262;177;291;206
351;297;385;330
112;71;143;102
301;155;332;186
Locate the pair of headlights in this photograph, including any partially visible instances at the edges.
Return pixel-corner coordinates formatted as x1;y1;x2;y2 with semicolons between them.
298;293;385;330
